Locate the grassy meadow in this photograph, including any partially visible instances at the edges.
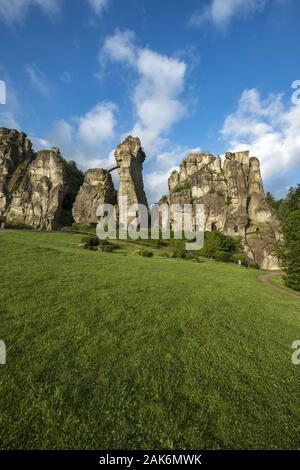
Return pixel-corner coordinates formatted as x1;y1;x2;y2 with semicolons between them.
0;231;299;449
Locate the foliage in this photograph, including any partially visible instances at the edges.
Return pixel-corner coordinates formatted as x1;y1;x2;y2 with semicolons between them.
5;219;33;230
136;249;154;257
270;185;300;291
280;209;300;291
59;160;84;226
199;230;242;262
172;180;192;193
80;235;100;247
225;195;232;206
72;223;96;234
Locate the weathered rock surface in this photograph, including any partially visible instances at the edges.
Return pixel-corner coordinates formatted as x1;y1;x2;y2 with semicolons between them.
0;128;71;230
115;136;148;208
0;128;33;217
72;168;117;224
165;150;282;269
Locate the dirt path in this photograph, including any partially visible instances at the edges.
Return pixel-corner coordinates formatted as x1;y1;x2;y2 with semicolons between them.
258;272;300;301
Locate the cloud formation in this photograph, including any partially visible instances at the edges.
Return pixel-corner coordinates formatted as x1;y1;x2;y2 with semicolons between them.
0;0;110;24
0;0;61;24
101;29;187;156
190;0;268;29
25;63;51;96
32;102;118;170
88;0;110;16
221;88;300;181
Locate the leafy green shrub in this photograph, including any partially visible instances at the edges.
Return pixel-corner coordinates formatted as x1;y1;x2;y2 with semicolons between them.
225;196;232;206
101;244;116;253
5;220;33;230
172;180;192;193
199;230;242;263
73;223;95;233
137;249;154;257
80;235;100;247
215;250;232;262
280;209;300;291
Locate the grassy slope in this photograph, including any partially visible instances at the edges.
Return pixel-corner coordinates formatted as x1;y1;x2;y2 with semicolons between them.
0;231;299;450
268;273;300;298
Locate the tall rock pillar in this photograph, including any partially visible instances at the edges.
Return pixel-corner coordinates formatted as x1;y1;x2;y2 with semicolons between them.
115;136;148;227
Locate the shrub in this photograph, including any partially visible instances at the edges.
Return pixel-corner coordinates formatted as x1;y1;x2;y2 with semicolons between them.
225;196;232;206
172;180;192;193
137;249;154;257
80;235;100;247
5;220;32;230
280;209;300;291
73;223;95;233
101;244;115;253
215;250;232;262
199;230;242;263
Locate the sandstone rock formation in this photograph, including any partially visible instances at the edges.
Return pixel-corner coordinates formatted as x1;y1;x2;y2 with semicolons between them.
72;168;117;224
0;128;78;230
115;136;148;208
164;150;281;270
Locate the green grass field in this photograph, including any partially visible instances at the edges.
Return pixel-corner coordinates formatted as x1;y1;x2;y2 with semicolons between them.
0;231;299;449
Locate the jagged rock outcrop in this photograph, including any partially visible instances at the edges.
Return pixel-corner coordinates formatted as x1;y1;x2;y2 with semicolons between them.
72;168;117;224
0;128;33;217
164;150;282;270
115;136;148;208
0;128;71;230
115;135;149;227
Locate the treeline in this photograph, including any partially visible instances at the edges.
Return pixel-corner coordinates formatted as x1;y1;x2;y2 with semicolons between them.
266;186;300;291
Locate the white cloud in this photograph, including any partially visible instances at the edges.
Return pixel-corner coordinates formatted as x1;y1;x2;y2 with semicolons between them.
36;102;118;170
25;64;50;96
78;102;118;146
190;0;268;29
221;88;300;179
100;29;187;156
0;0;61;24
102;29;136;65
88;0;109;16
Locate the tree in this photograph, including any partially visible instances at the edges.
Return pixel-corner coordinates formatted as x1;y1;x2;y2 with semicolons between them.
280;209;300;291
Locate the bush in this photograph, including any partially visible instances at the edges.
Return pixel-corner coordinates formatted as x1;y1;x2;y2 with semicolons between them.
280;209;300;291
5;220;33;230
80;235;100;247
172;180;192;193
215;250;232;262
199;230;242;263
137;249;154;258
73;223;95;233
101;244;116;253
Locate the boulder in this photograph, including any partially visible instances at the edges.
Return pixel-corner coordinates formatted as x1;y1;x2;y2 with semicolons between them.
72;168;117;224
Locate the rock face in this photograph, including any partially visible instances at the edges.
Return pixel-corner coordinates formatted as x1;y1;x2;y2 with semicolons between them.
0;128;69;230
0;128;33;217
165;150;281;270
72;168;117;224
115;136;148;208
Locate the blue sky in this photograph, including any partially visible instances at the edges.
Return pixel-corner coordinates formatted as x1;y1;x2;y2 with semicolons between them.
0;0;300;202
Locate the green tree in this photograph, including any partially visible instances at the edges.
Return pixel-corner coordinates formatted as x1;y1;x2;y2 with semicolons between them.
280;209;300;291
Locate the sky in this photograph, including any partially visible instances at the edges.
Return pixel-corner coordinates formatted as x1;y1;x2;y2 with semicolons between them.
0;0;300;203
